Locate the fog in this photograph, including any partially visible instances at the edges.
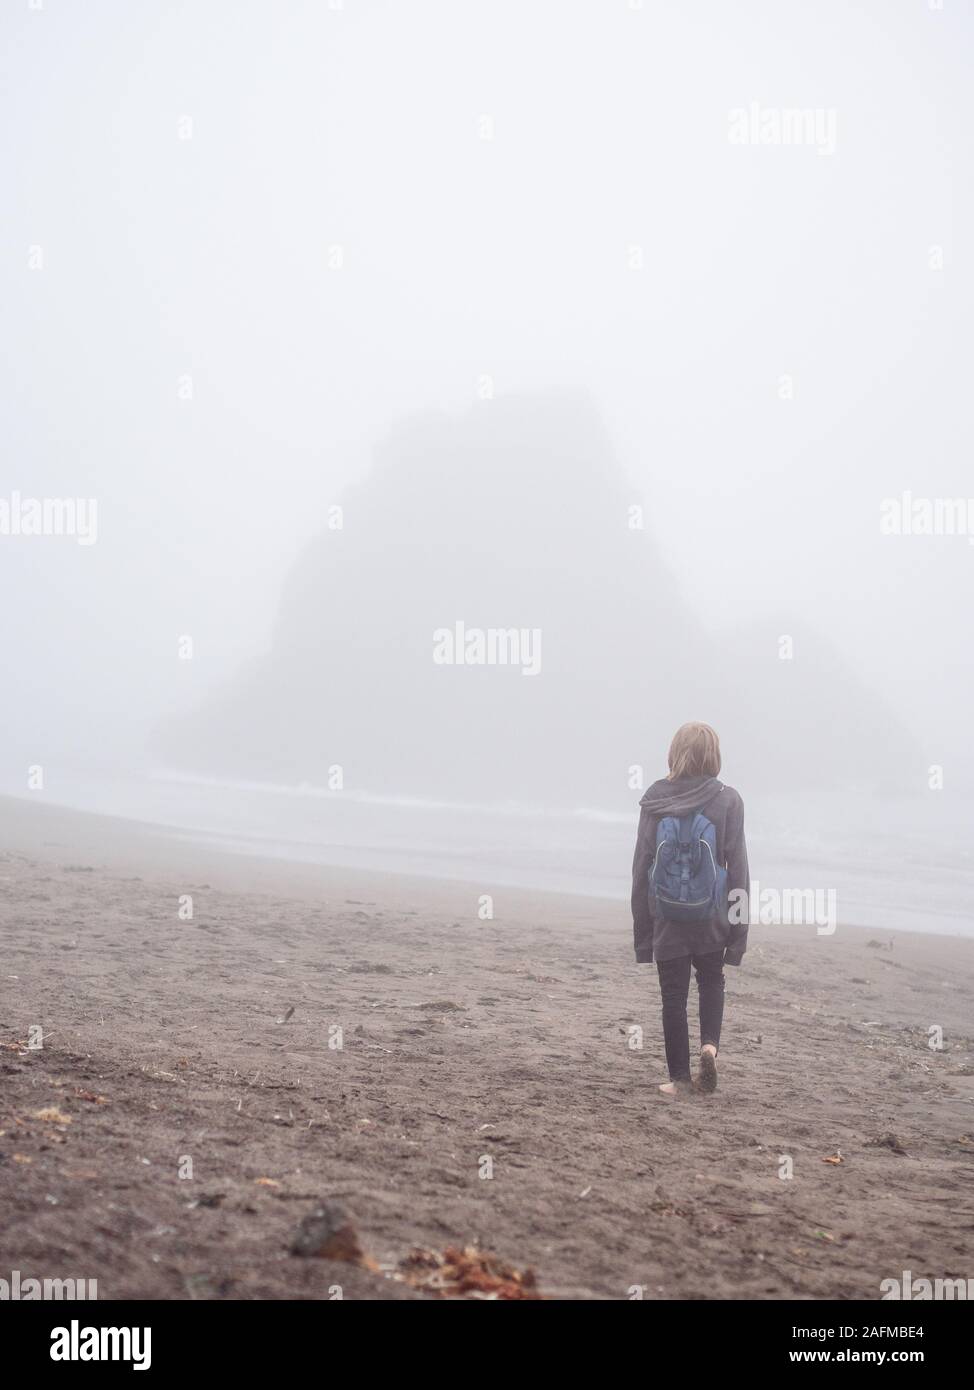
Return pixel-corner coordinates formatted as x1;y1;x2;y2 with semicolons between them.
3;1;972;828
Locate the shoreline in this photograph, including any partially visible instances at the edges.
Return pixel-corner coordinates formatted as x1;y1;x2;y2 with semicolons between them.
3;791;973;944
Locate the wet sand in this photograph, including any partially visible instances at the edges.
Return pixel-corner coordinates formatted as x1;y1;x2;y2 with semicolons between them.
1;795;973;1300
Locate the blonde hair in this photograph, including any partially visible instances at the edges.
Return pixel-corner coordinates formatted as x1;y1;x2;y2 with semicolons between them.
667;722;721;780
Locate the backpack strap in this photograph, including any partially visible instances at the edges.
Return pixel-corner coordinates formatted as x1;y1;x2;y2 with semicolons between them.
677;815;694;902
677;815;695;847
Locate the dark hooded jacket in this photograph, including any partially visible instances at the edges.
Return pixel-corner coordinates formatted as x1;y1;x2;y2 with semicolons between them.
631;774;749;965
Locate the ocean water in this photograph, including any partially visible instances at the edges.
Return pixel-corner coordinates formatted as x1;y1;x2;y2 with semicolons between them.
4;765;974;939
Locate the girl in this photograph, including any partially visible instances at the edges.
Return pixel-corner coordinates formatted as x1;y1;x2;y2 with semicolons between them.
631;722;749;1097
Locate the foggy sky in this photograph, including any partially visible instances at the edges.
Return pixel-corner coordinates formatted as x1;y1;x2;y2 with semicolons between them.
2;0;972;795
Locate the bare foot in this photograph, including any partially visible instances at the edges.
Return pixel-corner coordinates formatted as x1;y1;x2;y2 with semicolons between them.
658;1080;690;1099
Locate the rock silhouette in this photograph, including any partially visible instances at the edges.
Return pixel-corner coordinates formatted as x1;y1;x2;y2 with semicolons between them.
157;390;917;805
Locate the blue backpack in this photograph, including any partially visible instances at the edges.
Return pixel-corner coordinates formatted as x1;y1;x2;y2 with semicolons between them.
650;811;727;924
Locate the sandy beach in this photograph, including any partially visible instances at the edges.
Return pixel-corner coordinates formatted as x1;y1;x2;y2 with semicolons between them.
2;794;973;1301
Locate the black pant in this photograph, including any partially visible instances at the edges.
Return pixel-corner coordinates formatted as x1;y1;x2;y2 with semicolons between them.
655;950;725;1083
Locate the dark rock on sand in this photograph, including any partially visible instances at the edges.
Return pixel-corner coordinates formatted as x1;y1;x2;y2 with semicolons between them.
866;1133;908;1156
290;1202;367;1263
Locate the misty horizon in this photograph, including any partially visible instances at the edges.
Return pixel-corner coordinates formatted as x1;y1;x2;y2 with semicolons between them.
2;0;971;823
